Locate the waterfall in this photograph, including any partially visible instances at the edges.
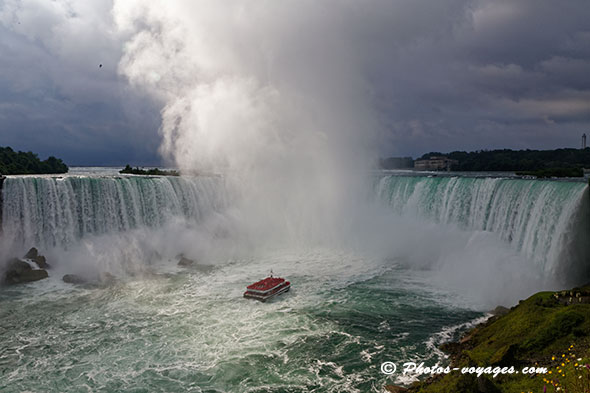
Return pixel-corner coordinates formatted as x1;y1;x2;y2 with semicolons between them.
2;173;588;285
377;175;590;280
1;175;228;250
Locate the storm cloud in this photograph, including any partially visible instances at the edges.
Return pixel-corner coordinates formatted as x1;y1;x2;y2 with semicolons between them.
0;0;589;165
0;0;160;165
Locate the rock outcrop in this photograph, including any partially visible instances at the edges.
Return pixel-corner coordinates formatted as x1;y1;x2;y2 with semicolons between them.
23;247;50;269
98;272;117;284
404;285;590;392
2;248;52;284
62;274;87;284
4;258;48;284
178;256;195;267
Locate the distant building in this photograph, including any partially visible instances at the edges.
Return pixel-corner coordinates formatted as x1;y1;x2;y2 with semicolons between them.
583;133;587;149
414;156;458;171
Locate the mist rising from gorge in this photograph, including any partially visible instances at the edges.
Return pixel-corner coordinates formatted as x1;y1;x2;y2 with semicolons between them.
107;1;582;308
113;1;383;248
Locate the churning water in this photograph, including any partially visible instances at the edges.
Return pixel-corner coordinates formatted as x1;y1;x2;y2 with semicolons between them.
0;170;588;392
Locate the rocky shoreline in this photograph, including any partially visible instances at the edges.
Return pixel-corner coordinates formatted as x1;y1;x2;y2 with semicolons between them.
385;285;590;393
3;248;49;284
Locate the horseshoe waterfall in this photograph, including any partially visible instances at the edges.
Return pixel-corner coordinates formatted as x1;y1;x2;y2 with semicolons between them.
0;172;589;392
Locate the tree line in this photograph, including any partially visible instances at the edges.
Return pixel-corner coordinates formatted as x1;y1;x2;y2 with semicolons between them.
0;146;68;175
419;148;590;176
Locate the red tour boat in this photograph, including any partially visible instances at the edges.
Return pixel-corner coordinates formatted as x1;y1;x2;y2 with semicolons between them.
244;274;290;302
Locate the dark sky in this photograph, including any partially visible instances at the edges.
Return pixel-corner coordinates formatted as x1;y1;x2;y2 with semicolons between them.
0;0;589;165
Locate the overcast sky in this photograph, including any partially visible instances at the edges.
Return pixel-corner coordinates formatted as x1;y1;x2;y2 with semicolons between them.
0;0;589;165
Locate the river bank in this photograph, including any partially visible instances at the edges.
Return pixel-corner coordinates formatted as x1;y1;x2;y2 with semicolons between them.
386;285;590;393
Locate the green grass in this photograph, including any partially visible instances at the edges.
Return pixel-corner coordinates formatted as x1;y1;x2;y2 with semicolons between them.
407;287;590;393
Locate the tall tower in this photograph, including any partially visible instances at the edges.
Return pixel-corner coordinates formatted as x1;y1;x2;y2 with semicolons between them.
583;133;587;149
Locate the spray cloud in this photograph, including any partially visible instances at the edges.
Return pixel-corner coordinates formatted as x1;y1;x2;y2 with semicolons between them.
112;1;382;246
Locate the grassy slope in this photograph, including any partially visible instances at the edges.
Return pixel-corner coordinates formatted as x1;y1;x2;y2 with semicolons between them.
406;286;590;393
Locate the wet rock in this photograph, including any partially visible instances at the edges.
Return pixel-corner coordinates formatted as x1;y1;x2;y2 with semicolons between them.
63;274;87;284
23;247;50;269
440;340;463;355
24;247;39;259
178;256;195;267
460;332;474;344
4;258;48;284
32;255;50;269
176;256;214;272
99;272;117;284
